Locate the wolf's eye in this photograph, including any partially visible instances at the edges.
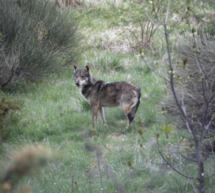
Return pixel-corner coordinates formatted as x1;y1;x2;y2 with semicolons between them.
81;76;85;78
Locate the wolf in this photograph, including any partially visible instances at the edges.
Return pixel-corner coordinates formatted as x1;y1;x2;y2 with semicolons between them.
74;65;141;128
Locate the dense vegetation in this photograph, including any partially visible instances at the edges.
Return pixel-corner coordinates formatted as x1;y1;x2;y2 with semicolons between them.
0;0;78;89
1;0;215;193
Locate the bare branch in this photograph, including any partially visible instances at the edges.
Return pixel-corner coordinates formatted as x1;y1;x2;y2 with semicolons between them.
156;142;197;180
141;56;170;82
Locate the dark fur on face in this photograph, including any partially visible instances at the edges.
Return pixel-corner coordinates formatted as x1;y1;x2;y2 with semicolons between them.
74;65;141;128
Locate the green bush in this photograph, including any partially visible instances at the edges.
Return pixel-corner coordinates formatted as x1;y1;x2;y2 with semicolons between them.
0;0;79;90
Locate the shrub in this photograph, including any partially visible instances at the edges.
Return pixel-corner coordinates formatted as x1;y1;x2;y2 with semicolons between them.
0;0;79;90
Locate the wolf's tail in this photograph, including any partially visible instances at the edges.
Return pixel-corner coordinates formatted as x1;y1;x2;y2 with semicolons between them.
127;88;141;123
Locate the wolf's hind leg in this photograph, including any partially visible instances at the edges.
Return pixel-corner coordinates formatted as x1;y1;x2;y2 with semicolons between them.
121;103;133;128
127;97;141;128
122;96;140;128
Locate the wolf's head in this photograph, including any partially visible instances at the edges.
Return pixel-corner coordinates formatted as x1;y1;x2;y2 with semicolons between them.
74;65;91;87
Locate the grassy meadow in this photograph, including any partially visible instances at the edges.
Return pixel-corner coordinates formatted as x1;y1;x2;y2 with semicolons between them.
0;1;208;192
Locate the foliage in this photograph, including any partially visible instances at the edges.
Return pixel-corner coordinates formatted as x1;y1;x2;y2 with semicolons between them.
0;0;79;90
0;94;22;143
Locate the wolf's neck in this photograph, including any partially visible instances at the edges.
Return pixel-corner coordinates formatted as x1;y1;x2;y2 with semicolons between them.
90;74;99;85
80;75;102;99
80;85;91;99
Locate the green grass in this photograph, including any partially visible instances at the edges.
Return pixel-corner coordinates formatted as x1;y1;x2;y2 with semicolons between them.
2;1;215;193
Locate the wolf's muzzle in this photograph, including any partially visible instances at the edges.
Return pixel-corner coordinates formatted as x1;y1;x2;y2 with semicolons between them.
76;82;80;86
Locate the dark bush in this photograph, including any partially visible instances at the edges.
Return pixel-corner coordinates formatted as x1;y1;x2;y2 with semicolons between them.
0;0;79;90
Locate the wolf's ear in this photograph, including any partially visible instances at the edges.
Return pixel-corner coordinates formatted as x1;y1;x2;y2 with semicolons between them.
74;65;77;70
86;65;90;72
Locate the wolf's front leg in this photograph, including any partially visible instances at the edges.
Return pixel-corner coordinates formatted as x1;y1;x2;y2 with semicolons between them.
98;107;106;124
92;106;99;128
